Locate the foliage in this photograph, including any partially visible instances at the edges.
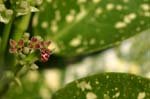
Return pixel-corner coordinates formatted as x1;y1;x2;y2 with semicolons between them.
34;0;150;56
0;0;150;98
53;73;150;99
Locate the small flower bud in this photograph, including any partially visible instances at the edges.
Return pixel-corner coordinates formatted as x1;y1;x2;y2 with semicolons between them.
20;1;29;9
9;48;17;53
18;52;26;59
16;1;30;16
31;37;37;43
44;41;51;47
39;41;44;47
39;41;44;48
30;64;39;70
23;47;30;54
18;39;24;47
36;36;43;41
5;9;13;16
23;32;30;41
34;43;41;49
35;0;43;5
9;39;17;48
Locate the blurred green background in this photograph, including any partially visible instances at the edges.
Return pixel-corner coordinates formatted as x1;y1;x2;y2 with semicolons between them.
6;30;150;99
0;0;149;98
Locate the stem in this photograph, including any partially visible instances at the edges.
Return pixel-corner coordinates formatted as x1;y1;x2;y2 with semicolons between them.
1;20;13;53
0;64;22;98
0;16;14;65
0;12;32;99
0;51;39;98
5;13;32;67
0;80;11;98
12;13;31;41
0;62;29;98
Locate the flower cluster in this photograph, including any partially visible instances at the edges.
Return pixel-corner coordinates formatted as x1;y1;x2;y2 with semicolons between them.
0;4;13;23
0;0;39;24
9;34;51;62
14;0;39;16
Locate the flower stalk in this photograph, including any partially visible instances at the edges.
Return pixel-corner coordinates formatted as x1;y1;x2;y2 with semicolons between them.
0;12;15;65
12;13;31;41
0;1;52;98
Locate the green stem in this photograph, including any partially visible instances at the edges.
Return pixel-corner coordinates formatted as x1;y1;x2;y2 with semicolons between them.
12;13;31;41
0;64;23;98
0;80;11;98
1;20;13;52
6;13;32;67
0;16;14;65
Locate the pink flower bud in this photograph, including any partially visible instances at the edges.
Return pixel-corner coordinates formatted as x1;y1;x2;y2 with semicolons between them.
40;49;51;62
31;37;37;43
18;39;24;47
39;41;44;47
9;39;17;48
34;43;41;49
9;48;17;53
44;41;51;46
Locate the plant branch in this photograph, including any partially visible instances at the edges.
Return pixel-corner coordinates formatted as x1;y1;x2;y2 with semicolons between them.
12;13;31;41
0;15;15;65
0;64;27;98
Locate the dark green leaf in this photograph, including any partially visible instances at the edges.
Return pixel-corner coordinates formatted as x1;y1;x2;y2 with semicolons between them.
53;73;150;99
33;0;150;56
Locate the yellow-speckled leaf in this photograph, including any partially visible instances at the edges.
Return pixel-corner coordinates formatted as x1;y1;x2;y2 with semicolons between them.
33;0;150;56
52;73;150;99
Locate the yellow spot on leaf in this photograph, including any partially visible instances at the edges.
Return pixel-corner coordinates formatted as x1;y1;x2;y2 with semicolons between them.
106;3;114;10
77;81;92;91
137;92;146;99
115;22;127;29
70;36;82;47
86;92;97;99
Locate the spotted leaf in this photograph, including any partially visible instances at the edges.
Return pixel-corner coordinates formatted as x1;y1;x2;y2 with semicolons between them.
52;73;150;99
33;0;150;56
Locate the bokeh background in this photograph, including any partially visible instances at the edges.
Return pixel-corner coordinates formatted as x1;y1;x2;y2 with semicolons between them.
6;30;150;99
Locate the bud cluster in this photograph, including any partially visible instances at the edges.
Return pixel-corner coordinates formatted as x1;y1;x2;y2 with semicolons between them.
14;0;39;16
0;0;39;23
0;4;13;23
9;33;52;63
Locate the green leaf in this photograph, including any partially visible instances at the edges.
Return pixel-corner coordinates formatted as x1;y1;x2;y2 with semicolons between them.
53;73;150;99
33;0;150;56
